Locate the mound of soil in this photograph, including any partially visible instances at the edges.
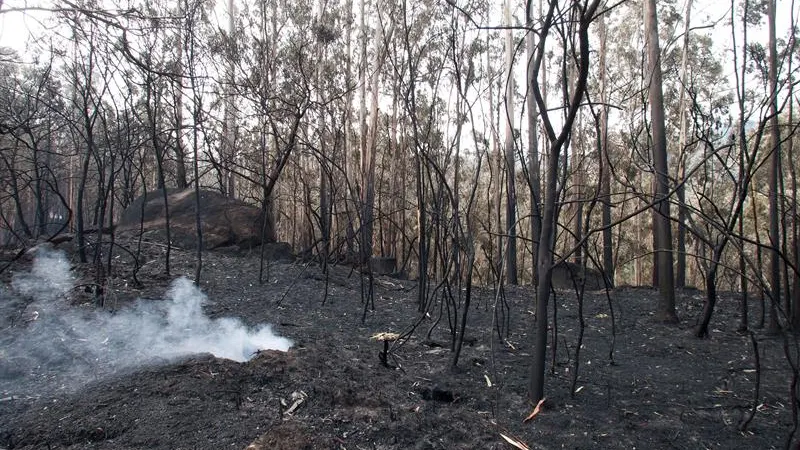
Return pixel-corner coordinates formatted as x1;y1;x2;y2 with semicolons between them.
551;261;607;291
0;247;794;449
117;189;272;251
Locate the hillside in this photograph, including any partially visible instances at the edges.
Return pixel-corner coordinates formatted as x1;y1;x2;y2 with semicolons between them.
0;245;792;449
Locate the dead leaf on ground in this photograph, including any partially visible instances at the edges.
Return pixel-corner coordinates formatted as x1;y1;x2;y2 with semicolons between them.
523;398;546;423
499;431;531;450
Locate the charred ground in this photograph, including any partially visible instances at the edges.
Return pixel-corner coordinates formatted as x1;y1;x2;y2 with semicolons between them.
0;244;794;449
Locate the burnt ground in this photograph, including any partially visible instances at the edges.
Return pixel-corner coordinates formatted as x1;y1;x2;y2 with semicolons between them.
0;244;796;449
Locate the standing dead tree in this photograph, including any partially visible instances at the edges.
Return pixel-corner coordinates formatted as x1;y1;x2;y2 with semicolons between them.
528;0;601;404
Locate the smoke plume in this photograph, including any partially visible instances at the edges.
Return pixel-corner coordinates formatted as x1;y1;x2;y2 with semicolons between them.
0;248;291;396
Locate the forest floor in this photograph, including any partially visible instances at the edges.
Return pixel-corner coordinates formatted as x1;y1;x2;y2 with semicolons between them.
0;242;796;449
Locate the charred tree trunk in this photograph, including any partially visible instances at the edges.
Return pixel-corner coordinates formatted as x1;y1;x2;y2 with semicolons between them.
766;0;782;335
529;0;600;403
598;12;613;287
173;9;188;190
696;263;718;338
504;0;518;285
75;134;94;263
144;68;172;276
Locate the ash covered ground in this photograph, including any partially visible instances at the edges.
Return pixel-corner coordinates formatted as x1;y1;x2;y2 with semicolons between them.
0;245;794;449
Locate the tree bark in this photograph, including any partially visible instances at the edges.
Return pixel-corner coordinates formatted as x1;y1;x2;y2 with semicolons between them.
598;11;613;287
527;1;542;285
734;0;750;332
789;46;800;329
675;0;693;289
185;1;203;284
222;0;237;198
173;5;188;190
766;0;782;334
358;0;370;264
645;0;678;323
530;0;600;403
504;0;518;285
361;11;393;266
572;110;584;266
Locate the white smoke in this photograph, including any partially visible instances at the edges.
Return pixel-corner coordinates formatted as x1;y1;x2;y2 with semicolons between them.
11;246;73;302
107;277;292;362
0;248;291;395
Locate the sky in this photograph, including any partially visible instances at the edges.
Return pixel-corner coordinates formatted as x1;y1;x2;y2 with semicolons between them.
0;0;795;58
1;0;795;69
0;1;791;48
0;0;234;57
0;2;45;54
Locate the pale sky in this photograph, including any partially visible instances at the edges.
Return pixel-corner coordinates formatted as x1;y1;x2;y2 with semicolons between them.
1;0;794;58
0;4;41;55
0;0;231;57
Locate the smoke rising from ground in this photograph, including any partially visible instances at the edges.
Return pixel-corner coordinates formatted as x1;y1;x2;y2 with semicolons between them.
0;248;291;395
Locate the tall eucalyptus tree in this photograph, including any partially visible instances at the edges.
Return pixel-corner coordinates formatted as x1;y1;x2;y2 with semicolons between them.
526;0;542;283
645;0;677;323
766;0;781;334
503;0;517;284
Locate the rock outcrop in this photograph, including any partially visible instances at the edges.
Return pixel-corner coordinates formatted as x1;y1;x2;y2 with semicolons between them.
117;188;277;252
551;261;607;291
